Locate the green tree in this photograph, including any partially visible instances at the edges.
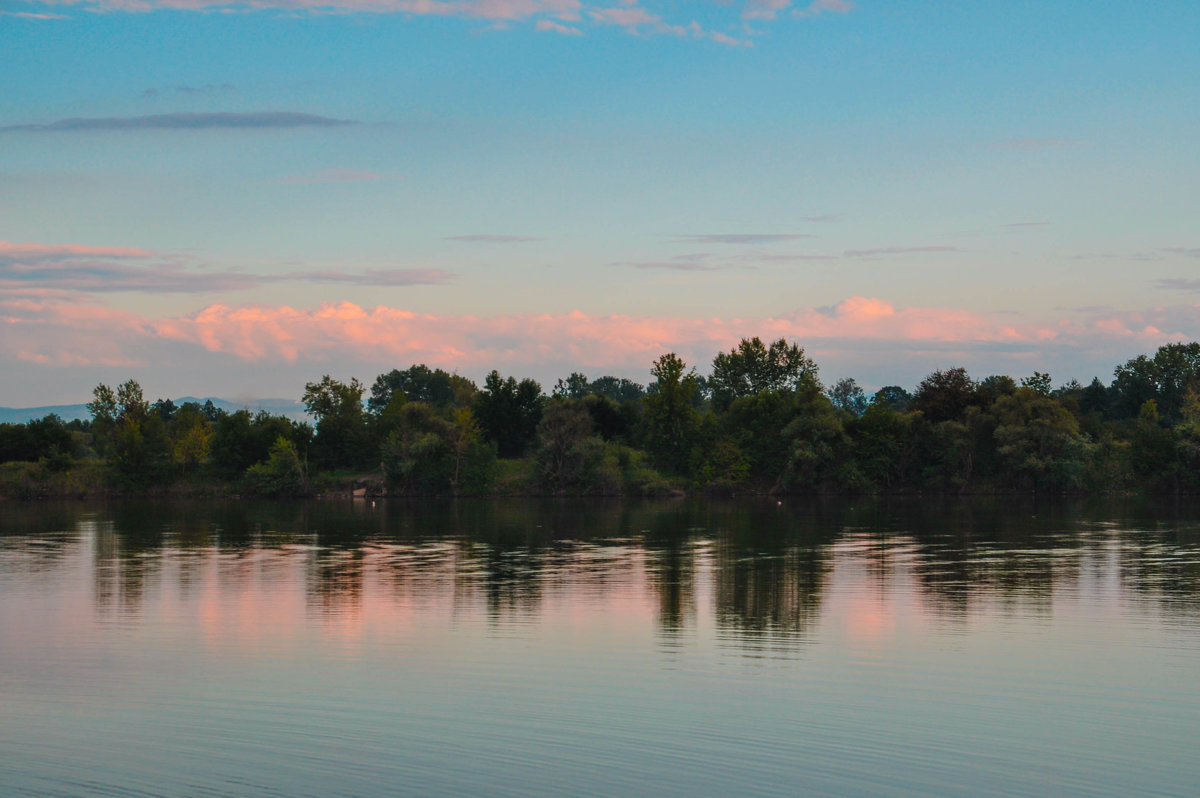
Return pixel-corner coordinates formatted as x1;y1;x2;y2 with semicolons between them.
641;353;701;474
912;368;976;423
369;365;474;413
381;403;495;494
828;378;868;417
474;371;545;457
89;380;171;486
709;337;818;410
303;375;371;470
1020;372;1053;397
244;436;307;496
993;388;1087;490
534;399;607;491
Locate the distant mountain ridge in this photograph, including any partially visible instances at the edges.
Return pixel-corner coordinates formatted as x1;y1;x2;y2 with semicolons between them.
0;397;308;425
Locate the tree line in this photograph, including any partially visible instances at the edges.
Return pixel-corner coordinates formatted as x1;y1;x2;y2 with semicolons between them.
5;340;1200;496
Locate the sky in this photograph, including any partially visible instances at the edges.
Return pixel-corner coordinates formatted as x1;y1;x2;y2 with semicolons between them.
2;0;1199;406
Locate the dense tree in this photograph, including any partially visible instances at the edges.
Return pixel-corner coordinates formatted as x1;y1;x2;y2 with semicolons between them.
641;353;701;473
381;403;494;494
588;376;645;404
828;378;868;417
303;376;371;470
534;400;612;491
993;389;1087;490
709;337;818;410
16;339;1200;500
1020;372;1053;397
474;372;545;457
912;368;977;423
872;385;912;411
1112;342;1200;422
369;365;475;413
244;436;307;496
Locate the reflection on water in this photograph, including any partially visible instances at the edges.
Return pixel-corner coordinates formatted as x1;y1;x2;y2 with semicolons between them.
3;497;1200;797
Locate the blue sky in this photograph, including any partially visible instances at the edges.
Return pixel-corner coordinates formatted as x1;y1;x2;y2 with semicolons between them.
2;1;1199;405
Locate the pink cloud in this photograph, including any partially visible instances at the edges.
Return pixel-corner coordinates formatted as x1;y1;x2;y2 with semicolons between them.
794;0;852;17
0;241;157;260
5;296;1200;400
536;18;582;34
743;0;789;21
9;295;1191;373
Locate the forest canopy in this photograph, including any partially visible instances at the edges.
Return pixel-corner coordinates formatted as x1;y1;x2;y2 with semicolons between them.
6;339;1200;498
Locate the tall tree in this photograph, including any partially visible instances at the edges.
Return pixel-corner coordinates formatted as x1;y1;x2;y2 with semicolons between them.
303;375;370;470
709;337;818;410
641;353;701;473
474;371;545;457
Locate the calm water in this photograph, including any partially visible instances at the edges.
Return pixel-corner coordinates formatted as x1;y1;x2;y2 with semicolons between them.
2;498;1200;797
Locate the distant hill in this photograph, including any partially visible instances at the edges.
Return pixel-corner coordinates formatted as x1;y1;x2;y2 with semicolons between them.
0;397;308;425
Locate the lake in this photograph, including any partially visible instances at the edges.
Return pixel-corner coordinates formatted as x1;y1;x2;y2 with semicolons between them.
2;498;1199;797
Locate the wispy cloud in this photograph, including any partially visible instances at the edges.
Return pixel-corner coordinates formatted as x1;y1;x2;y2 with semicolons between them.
278;169;390;184
0;10;67;18
793;0;853;19
800;214;842;223
998;137;1081;151
536;19;583;35
1160;247;1200;258
676;234;814;245
1156;278;1200;292
142;83;236;99
743;0;790;21
0;240;451;293
0;111;356;134
445;234;543;243
843;245;959;257
1005;221;1048;228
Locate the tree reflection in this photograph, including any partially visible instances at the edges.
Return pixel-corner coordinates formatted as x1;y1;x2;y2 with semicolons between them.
4;497;1200;636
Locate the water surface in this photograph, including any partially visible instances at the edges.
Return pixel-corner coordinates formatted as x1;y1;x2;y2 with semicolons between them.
2;498;1199;796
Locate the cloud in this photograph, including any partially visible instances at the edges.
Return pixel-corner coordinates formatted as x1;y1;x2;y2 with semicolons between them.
619;261;733;272
8;294;1196;377
0;10;68;18
746;253;837;262
794;0;852;18
0;241;157;260
800;214;842;223
998;137;1081;150
588;6;661;29
0;112;356;133
843;245;959;257
1160;247;1200;258
278;169;389;184
743;0;790;20
536;19;582;34
1004;221;1048;228
0;240;451;293
445;234;543;243
13;0;840;42
709;31;753;47
676;234;814;245
142;84;236;99
1156;279;1200;292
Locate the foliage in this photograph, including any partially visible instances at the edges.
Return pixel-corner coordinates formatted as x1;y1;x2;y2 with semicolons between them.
303;375;371;470
16;339;1200;499
368;365;476;413
709;337;818;410
828;378;868;417
912;367;977;423
244;436;307;496
381;403;496;495
641;353;701;474
474;371;546;457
